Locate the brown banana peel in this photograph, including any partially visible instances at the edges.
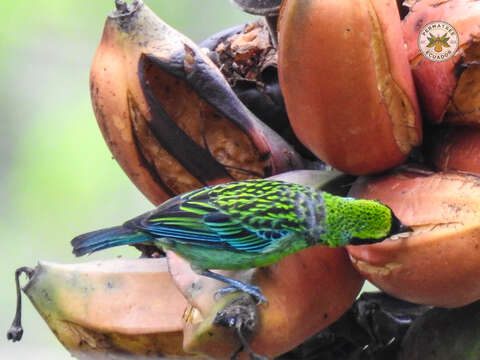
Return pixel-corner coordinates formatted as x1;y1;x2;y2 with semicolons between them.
19;259;193;359
278;0;422;175
347;169;480;307
90;0;304;205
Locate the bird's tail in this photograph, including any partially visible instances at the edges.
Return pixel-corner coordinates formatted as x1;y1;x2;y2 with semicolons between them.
71;226;153;256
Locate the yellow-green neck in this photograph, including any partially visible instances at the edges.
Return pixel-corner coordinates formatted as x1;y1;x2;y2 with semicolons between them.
320;193;392;246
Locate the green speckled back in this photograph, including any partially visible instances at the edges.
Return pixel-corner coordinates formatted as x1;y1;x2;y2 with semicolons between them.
185;179;326;234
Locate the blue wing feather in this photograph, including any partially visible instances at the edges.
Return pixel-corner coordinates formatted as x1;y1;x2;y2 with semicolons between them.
123;182;295;253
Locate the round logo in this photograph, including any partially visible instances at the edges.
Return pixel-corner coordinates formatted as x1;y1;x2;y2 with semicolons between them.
418;21;459;62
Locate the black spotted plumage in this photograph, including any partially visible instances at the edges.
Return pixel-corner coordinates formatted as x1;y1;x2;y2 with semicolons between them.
121;179;324;253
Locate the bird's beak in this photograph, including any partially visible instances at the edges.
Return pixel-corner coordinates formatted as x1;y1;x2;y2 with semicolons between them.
390;214;412;236
398;222;413;233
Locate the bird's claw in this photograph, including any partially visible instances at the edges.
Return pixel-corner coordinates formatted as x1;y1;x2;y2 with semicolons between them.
214;295;269;360
232;347;269;360
197;270;268;304
215;285;268;305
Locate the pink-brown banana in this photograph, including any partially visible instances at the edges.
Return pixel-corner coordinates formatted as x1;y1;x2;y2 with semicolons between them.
278;0;422;175
402;0;480;124
348;168;480;307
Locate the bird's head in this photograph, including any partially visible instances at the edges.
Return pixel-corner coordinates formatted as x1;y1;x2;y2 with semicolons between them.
348;200;411;245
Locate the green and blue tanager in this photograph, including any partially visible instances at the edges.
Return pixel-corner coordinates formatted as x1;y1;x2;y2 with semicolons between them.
72;179;410;303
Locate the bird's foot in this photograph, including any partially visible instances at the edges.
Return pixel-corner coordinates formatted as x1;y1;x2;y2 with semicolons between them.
216;285;268;305
197;269;268;305
214;295;269;360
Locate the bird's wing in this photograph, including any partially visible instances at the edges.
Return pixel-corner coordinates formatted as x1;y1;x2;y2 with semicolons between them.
124;180;309;252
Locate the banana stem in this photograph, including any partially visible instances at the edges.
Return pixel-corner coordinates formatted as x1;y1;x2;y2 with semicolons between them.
229;0;280;47
264;16;278;48
114;0;142;14
7;267;35;342
115;0;127;12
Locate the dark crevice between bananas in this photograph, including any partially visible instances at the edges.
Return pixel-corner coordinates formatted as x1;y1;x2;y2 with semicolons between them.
200;21;317;162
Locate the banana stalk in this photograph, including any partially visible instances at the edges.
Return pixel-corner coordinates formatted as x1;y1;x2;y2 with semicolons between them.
229;0;281;46
229;0;281;16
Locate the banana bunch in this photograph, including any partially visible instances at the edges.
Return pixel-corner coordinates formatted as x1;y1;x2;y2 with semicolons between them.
9;0;480;359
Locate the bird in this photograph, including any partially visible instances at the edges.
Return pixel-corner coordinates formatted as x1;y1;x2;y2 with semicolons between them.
71;179;410;303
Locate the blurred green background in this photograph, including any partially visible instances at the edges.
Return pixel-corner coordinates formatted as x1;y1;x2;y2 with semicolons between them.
0;1;252;358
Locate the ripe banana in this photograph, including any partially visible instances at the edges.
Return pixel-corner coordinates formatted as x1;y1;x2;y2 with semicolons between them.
90;0;304;205
278;0;422;175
